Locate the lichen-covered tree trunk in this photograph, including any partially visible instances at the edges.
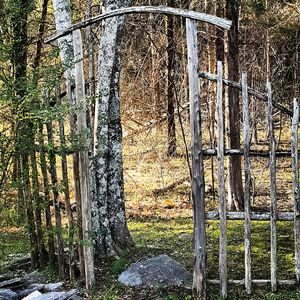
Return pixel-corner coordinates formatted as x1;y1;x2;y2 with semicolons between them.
93;0;134;255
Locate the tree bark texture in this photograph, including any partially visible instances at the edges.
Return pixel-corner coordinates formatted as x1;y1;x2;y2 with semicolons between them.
226;0;244;211
93;0;134;255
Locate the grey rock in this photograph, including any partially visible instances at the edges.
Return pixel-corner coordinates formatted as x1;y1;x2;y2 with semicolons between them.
0;278;26;290
0;275;14;283
23;289;77;300
118;254;192;288
0;289;17;299
27;284;44;291
0;296;12;300
22;291;42;300
43;282;63;292
23;272;44;285
16;284;44;299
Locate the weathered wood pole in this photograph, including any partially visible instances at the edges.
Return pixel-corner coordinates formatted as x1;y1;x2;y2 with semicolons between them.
45;6;232;43
73;29;95;288
186;18;206;299
217;61;227;298
292;98;300;286
242;72;252;294
56;84;76;279
267;82;277;292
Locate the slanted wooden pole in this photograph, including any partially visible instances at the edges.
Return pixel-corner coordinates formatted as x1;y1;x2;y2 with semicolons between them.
186;18;206;300
267;82;277;292
292;98;300;286
216;61;227;298
73;29;95;288
242;72;252;294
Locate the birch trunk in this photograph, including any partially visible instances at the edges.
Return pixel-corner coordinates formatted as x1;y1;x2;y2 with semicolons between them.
93;0;134;255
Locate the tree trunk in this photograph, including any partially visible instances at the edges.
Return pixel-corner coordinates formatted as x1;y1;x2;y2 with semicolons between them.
37;123;55;266
11;0;39;268
226;0;244;211
93;0;134;255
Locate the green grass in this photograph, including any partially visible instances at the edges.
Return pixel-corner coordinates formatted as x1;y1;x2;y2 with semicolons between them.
125;218;297;300
0;230;29;262
0;217;297;299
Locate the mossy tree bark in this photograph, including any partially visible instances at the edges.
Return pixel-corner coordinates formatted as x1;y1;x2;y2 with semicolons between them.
93;0;134;256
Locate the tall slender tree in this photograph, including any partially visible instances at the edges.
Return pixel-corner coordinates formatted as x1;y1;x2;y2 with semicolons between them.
226;0;244;211
93;0;134;255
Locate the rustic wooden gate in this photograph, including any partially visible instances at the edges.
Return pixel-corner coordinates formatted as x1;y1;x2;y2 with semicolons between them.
47;6;300;300
187;19;300;298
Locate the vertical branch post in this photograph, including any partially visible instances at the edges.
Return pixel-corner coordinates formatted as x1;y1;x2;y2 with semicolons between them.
267;82;277;291
186;18;206;300
292;98;300;285
242;72;252;294
73;29;95;288
217;61;227;298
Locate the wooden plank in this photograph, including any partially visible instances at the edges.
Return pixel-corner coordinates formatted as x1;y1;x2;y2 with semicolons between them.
208;279;296;285
216;61;227;298
205;211;294;221
186;18;206;300
267;82;277;292
202;148;297;157
198;71;292;117
73;29;95;288
291;98;300;286
45;6;232;43
242;72;252;294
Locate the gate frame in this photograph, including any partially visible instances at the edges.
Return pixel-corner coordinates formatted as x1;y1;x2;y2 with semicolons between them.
47;6;300;300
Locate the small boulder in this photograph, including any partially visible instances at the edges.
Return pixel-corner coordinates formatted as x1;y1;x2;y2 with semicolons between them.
43;282;63;292
16;284;44;299
0;288;17;299
22;290;42;300
118;254;192;288
23;289;77;300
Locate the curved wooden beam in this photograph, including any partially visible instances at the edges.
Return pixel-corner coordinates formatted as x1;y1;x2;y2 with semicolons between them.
45;5;232;44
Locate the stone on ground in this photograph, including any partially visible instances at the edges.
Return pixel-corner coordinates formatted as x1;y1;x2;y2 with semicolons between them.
118;254;192;288
22;290;42;299
0;288;17;299
43;282;63;292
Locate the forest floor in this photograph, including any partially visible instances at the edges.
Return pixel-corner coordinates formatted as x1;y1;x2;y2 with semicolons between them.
0;219;298;299
0;120;299;299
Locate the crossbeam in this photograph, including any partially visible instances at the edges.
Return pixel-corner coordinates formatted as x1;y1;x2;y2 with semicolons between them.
45;6;232;43
199;71;292;117
206;211;294;221
202;148;295;157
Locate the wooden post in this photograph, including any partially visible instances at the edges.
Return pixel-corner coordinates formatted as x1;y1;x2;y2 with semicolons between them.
56;84;76;279
73;29;95;288
267;82;277;292
292;98;300;286
242;72;252;294
186;18;206;300
217;61;227;298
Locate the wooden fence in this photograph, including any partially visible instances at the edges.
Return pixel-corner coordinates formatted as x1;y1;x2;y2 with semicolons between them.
186;19;300;299
46;8;299;299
